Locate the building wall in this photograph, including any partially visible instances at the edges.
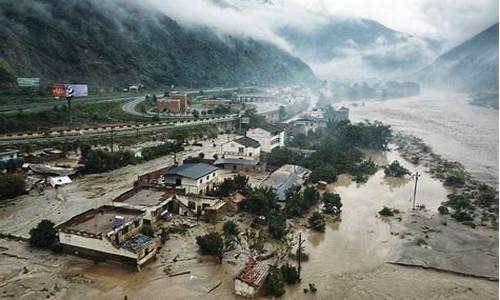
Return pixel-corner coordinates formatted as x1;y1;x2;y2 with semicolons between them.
247;128;284;152
221;142;260;159
234;279;257;298
163;170;218;194
59;232;137;259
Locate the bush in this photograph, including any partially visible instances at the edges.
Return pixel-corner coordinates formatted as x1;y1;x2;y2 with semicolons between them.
443;194;472;211
264;266;285;297
140;142;183;161
438;205;449;215
322;192;342;215
244;187;278;216
378;206;394;217
0;173;26;200
444;175;465;188
384;161;410;177
29;220;57;248
267;213;287;240
196;232;234;264
80;149;136;174
223;220;239;237
308;212;325;232
452;210;474;222
280;263;299;284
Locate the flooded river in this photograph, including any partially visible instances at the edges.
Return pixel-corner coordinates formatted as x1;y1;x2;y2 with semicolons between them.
346;91;499;187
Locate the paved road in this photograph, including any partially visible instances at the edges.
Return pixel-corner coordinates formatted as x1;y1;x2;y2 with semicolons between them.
0;116;238;145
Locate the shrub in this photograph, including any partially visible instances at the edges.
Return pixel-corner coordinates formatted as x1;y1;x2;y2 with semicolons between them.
0;173;26;200
223;220;239;237
378;206;394;217
280;263;299;284
438;205;449;215
322;192;342;215
196;232;234;264
444;175;465;188
308;212;325;232
384;161;410;177
29;220;57;249
264;266;285;297
267;213;287;240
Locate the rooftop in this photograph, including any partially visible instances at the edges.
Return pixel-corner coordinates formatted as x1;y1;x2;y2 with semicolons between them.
262;164;311;201
57;206;143;236
113;186;174;207
214;158;258;166
163;163;218;180
233;136;260;148
235;259;270;288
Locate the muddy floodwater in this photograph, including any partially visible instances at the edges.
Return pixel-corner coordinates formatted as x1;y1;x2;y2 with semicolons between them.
54;150;496;300
347;91;499;188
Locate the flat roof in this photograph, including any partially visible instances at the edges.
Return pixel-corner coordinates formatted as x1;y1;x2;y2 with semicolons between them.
164;163;218;180
58;206;143;236
113;187;173;207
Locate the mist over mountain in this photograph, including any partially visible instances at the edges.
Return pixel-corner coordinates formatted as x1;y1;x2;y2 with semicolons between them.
279;18;441;80
415;23;499;94
0;0;316;90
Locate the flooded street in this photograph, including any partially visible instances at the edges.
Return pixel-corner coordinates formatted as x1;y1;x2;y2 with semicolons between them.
347;91;499;187
51;150;496;299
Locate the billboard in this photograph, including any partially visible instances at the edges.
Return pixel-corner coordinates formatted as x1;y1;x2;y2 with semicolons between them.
52;84;88;97
17;77;40;87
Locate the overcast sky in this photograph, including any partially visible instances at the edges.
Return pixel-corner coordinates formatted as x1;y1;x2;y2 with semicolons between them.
299;0;499;48
147;0;498;50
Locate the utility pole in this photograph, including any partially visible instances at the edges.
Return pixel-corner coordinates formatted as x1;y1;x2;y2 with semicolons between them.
67;96;72;124
297;233;305;281
411;171;421;210
110;127;115;153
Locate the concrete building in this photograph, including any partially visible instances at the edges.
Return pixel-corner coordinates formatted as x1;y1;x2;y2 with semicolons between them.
162;163;218;195
234;258;270;298
0;149;19;168
246;124;285;153
57;206;159;269
326;106;349;122
221;136;261;160
112;185;176;225
261;164;311;201
213;158;262;172
170;194;220;216
289;116;327;136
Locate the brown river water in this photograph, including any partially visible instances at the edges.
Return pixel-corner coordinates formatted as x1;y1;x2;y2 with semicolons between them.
347;91;499;188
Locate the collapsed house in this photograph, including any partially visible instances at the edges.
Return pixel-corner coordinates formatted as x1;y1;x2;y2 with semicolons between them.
56;206;159;269
234;258;271;298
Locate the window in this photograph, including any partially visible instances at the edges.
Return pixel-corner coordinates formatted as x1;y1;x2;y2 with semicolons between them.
212;173;215;177
249;152;252;156
188;201;196;210
134;219;140;228
206;176;209;180
175;178;182;186
199;179;203;184
238;147;244;154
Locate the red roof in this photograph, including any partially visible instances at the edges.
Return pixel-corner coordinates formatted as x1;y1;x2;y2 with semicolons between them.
235;259;270;288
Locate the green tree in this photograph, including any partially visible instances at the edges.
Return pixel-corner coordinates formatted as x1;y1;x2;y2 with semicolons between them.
244;187;278;216
196;232;234;264
223;220;239;238
278;105;287;121
384;161;410;177
444;175;465;188
0;174;26;200
192;110;200;119
308;212;325;232
267;213;287;240
280;263;299;284
29;220;57;249
303;186;320;207
264;266;285;297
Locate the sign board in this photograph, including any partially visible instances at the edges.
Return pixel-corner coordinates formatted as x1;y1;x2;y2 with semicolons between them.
17;77;40;87
52;84;66;97
52;84;88;97
241;117;250;124
65;84;88;97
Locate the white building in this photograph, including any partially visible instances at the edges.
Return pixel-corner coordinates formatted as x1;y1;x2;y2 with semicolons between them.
112;185;175;225
246;125;285;153
57;206;159;269
162;163;219;195
221;136;261;160
261;164;312;201
290;116;327;135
